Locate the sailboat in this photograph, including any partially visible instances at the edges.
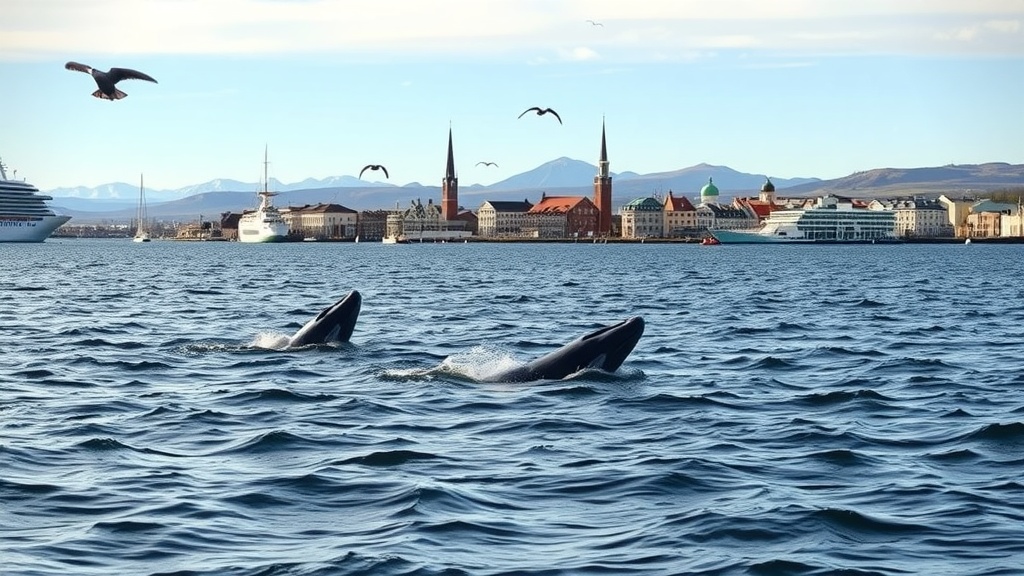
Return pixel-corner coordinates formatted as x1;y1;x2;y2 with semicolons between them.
133;174;151;242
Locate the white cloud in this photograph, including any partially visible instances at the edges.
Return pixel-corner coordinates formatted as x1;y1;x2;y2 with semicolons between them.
3;0;1023;61
561;47;600;61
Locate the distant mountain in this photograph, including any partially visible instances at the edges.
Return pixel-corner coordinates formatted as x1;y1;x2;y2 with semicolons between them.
487;157;613;189
48;175;394;204
783;162;1024;197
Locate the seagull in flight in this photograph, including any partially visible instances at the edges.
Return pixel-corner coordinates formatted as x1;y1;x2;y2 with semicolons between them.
359;164;389;179
64;61;158;100
518;107;562;125
476;161;499;167
586;20;604;27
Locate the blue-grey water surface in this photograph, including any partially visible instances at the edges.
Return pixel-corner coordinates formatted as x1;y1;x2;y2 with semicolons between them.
2;239;1023;576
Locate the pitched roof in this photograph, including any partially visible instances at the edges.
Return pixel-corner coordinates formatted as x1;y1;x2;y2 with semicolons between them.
527;195;592;215
735;198;774;219
664;192;696;212
291;203;357;214
483;200;533;212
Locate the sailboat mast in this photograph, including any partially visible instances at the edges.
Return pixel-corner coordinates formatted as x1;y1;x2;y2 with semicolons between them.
263;145;269;194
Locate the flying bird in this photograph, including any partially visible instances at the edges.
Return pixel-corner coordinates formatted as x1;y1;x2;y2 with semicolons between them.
586;20;604;27
518;107;562;125
359;164;389;179
476;161;499;167
64;61;158;100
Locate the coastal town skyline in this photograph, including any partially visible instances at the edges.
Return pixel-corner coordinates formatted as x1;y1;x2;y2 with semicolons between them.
4;1;1023;191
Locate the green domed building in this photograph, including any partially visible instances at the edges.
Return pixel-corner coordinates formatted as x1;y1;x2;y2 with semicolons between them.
700;177;719;205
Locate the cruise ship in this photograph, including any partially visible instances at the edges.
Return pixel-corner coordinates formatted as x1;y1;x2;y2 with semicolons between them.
238;148;289;243
0;156;71;242
711;195;898;244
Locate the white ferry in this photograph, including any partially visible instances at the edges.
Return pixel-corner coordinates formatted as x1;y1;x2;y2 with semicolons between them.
711;195;897;244
238;147;289;243
0;156;71;242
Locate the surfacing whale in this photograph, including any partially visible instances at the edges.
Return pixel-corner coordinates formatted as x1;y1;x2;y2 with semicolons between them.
484;316;644;383
287;290;362;347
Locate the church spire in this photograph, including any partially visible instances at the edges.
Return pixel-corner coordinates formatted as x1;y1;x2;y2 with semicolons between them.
441;126;458;221
598;117;610;179
600;117;608;163
445;126;456;180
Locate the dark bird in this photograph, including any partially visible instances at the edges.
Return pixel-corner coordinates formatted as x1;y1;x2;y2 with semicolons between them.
476;161;499;167
64;61;158;100
586;19;604;27
359;164;389;179
518;107;562;125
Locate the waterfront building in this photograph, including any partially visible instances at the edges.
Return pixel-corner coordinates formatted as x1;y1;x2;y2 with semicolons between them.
999;198;1024;237
384;198;470;243
696;177;756;230
696;203;755;231
938;194;977;237
593;120;613;236
965;199;1019;238
869;198;954;238
453;210;478;236
282;203;358;240
219;212;241;241
477;200;533;237
357;210;392;241
522;195;599;238
662;190;698;238
620;197;664;239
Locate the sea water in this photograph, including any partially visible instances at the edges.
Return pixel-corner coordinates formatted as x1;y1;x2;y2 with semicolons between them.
2;239;1022;575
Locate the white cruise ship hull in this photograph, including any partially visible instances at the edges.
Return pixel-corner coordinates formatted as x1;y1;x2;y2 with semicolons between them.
710;229;804;244
712;228;900;244
0;215;71;242
238;220;289;243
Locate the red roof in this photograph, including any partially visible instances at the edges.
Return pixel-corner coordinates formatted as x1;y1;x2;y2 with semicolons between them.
737;198;775;219
664;193;696;212
527;196;590;215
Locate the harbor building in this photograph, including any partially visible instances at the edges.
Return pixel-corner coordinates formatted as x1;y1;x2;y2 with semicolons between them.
620;197;664;239
384;198;471;243
964;199;1020;238
357;210;391;242
522;194;599;238
593;120;613;236
938;194;976;237
696;177;756;230
477;200;534;237
283;203;359;240
663;191;698;238
868;198;954;238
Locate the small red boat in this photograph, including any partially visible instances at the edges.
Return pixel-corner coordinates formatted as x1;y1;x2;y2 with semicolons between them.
701;236;721;246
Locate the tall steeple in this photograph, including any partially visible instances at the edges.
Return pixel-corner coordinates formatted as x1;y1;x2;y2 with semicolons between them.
441;126;458;221
598;119;609;178
593;118;613;235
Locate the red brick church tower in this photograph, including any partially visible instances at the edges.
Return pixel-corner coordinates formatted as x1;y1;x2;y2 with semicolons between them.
593;119;612;235
441;127;458;221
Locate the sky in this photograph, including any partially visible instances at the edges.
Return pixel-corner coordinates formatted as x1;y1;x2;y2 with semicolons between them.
2;0;1023;193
